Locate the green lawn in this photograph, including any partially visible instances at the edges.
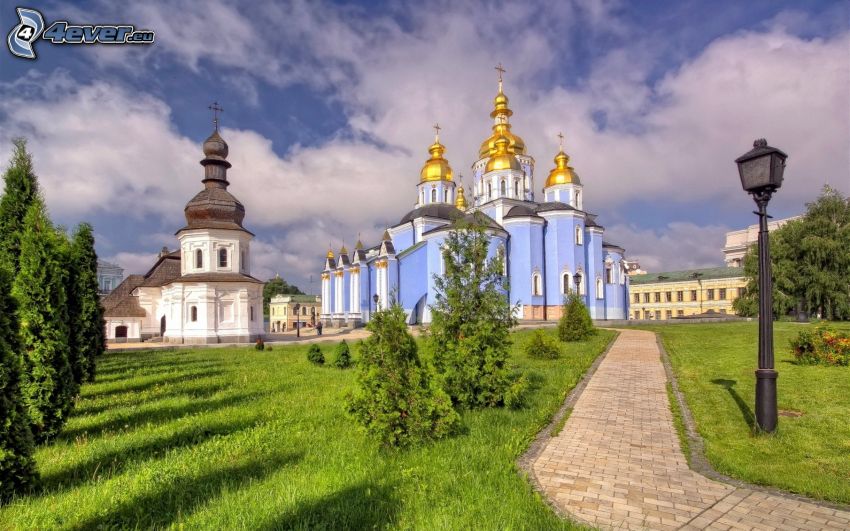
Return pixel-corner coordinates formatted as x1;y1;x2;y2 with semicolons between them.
644;321;850;505
1;329;614;529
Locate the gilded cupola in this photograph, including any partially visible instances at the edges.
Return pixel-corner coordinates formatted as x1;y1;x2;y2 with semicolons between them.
478;66;527;158
419;126;453;183
545;135;581;187
455;184;468;210
485;135;523;173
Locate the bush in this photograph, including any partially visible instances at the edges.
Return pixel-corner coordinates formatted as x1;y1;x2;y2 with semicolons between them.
525;330;560;359
558;293;597;342
790;327;850;366
334;340;352;369
307;344;325;365
348;305;460;449
255;338;265;351
503;374;531;409
264;344;273;351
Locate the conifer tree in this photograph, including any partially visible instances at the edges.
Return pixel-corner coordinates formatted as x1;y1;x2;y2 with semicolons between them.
558;292;597;342
13;198;77;442
0;139;40;274
68;223;105;384
0;266;38;500
428;213;517;408
348;305;459;449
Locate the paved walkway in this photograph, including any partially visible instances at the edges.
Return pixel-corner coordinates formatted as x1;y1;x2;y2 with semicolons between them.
531;329;850;530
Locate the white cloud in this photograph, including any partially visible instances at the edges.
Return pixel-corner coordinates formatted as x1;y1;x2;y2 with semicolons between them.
605;222;730;273
103;251;159;275
2;1;848;288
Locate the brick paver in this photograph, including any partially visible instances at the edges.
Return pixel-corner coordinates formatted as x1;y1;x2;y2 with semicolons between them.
531;329;850;530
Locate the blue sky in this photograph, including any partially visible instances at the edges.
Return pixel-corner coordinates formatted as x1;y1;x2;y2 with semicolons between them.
0;0;847;291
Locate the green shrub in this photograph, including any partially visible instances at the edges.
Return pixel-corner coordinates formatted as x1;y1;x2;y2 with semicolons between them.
790;327;850;366
334;340;352;369
558;293;597;342
254;338;264;351
264;344;273;351
307;344;325;365
525;330;560;359
348;305;460;449
504;374;531;409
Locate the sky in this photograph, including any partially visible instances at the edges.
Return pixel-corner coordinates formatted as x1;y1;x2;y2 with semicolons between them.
0;0;847;293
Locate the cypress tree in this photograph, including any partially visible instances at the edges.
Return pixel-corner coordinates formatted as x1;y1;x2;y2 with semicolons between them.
0;139;40;274
13;198;77;442
558;293;597;342
0;266;38;500
68;223;105;384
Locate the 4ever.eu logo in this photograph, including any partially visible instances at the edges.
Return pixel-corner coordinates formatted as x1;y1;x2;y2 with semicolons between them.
7;6;155;60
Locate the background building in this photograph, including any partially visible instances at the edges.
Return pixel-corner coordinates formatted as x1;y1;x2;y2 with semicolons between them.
723;216;801;267
97;260;124;294
628;267;746;320
269;294;321;332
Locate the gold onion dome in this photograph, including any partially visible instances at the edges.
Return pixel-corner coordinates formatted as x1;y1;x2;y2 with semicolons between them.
485;135;523;172
420;136;453;183
479;85;526;158
326;247;334;259
339;244;348;255
455;185;468;210
545;148;581;187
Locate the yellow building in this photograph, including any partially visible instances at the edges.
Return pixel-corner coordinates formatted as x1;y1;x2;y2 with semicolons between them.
269;294;321;332
628;267;747;320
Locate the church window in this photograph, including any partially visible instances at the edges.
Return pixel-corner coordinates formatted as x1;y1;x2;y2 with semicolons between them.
250;306;255;321
514;180;519;197
562;273;571;295
487;183;492;199
575;226;583;245
444;189;448;202
218;248;228;268
190;306;198;322
576;273;585;295
500;180;506;196
596;278;604;299
532;273;542;296
575;190;581;208
605;265;613;284
241;249;246;271
195;249;203;269
431;188;437;203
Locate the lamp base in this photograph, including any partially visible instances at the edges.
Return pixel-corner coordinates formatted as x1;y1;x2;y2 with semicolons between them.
755;369;778;433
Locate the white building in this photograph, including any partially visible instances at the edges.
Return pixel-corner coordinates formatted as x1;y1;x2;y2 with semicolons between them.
96;260;124;294
102;125;264;344
723;215;801;267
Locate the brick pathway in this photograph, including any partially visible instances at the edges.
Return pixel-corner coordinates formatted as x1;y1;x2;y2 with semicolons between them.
531;329;850;530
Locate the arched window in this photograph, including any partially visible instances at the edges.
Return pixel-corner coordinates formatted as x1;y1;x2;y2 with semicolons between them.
500;180;506;196
562;272;571;295
575;226;583;245
431;188;437;203
195;249;203;269
596;278;604;299
575;273;584;295
241;249;246;271
487;183;492;199
532;273;542;296
190;306;198;322
444;189;448;203
605;264;613;284
514;180;519;197
250;306;255;321
575;190;581;208
218;248;228;268
420;190;424;204
115;325;128;338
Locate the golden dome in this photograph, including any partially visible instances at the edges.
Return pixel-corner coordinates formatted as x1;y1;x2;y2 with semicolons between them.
339;244;348;255
545;149;581;187
479;123;526;158
326;248;334;259
420;137;453;183
455;185;468;210
485;135;523;173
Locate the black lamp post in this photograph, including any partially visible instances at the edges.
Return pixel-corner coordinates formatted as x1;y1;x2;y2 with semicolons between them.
293;303;301;338
373;293;380;313
735;138;787;433
573;273;582;297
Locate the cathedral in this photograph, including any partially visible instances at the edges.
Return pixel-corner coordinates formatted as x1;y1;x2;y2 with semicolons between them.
103;117;265;344
320;74;630;326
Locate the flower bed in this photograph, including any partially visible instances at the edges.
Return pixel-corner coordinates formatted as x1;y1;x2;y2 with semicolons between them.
790;327;850;366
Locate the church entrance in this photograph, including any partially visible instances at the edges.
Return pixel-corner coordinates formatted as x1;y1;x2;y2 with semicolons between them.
115;325;128;338
160;315;166;335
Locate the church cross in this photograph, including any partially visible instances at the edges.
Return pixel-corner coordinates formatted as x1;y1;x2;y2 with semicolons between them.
557;132;564;150
433;122;441;141
495;62;506;83
208;101;223;131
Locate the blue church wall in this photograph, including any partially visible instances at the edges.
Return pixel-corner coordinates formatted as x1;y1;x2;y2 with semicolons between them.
398;243;428;324
341;269;351;314
392;225;415;252
585;229;604;318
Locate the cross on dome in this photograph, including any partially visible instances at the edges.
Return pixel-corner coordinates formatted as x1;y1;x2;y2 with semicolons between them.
433;122;441;142
208;101;223;131
557;132;564;150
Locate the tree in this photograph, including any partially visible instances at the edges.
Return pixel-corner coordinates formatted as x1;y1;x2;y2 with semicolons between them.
427;213;517;408
0;266;38;500
13;199;77;442
734;187;850;320
263;275;304;315
0;138;40;274
333;340;352;369
67;223;105;384
558;293;597;342
348;305;459;449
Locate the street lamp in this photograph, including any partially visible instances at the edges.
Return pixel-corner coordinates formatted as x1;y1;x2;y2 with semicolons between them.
373;293;380;312
573;272;581;297
735;138;787;433
293;303;301;338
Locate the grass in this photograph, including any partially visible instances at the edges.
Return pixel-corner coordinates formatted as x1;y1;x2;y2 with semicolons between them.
1;328;615;529
665;382;690;465
642;321;850;505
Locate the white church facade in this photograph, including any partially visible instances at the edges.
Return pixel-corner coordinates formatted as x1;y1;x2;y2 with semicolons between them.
102;122;264;344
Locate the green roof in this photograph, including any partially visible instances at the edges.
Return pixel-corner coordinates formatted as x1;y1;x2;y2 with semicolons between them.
630;266;744;285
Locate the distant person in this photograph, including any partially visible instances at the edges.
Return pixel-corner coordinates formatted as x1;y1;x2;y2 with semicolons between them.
317;321;323;336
